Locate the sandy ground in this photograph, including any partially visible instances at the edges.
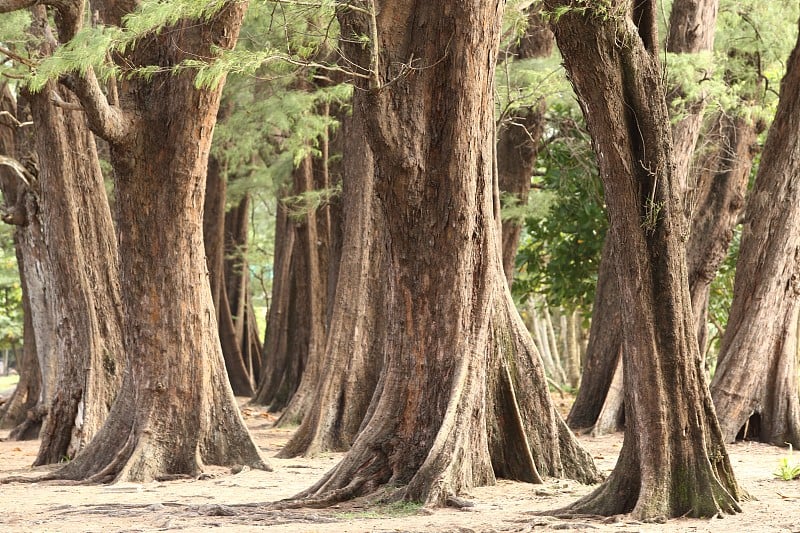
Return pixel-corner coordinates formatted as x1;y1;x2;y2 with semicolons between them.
2;399;800;532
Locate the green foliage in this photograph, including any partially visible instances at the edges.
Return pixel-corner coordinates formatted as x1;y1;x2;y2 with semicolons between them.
774;445;800;481
512;105;607;310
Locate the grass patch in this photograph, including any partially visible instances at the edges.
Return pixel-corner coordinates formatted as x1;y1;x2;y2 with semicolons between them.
336;501;423;519
0;374;19;391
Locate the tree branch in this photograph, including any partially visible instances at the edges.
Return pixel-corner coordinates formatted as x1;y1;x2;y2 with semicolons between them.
63;69;134;145
0;0;36;13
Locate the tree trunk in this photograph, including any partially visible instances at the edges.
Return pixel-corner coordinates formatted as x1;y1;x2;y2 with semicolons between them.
253;189;300;410
710;21;800;448
567;0;720;434
548;0;742;518
254;109;336;414
38;0;266;483
277;115;386;458
567;241;622;431
26;76;124;464
283;1;598;508
498;7;553;285
686;113;758;353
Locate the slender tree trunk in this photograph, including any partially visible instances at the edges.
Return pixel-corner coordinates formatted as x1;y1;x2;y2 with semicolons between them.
38;0;266;483
686;113;758;353
567;241;622;430
277;115;386;457
284;1;597;508
548;0;742;518
710;22;800;448
253;189;300;410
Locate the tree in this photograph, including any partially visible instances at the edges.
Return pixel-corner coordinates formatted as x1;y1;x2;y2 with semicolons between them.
710;18;800;448
0;84;42;437
281;0;598;506
0;0;268;482
547;0;742;517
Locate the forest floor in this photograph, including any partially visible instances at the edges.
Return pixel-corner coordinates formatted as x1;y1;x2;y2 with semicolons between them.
1;395;800;532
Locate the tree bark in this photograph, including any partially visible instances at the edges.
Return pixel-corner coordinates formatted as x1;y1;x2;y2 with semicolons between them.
567;0;720;435
34;0;267;483
548;0;742;518
283;1;598;507
277;115;386;458
686;113;758;353
0;86;41;437
710;21;800;448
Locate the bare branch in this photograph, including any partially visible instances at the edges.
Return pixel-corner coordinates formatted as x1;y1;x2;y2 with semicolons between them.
0;111;32;129
50;91;83;111
0;0;36;13
0;155;33;186
65;68;134;145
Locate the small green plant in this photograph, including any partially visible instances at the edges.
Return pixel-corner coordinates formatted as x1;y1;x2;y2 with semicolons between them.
336;500;422;520
774;444;800;481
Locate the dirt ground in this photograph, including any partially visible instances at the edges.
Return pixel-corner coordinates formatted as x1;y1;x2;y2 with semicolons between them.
2;398;800;533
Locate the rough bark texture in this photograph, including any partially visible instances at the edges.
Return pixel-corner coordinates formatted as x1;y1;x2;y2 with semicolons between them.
284;1;597;508
41;0;266;483
686;113;758;353
567;0;720;434
498;8;553;284
27;78;124;465
277;116;385;458
566;240;622;431
548;0;742;518
710;23;800;448
254;131;333;417
0;86;41;436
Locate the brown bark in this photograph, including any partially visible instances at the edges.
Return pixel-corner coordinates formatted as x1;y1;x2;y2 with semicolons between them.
498;7;553;285
270;153;330;426
566;241;623;431
686;113;758;353
0;86;41;436
710;22;800;448
567;0;720;434
36;0;266;482
548;0;742;518
27;78;124;465
282;1;597;508
277;115;385;458
254;124;334;416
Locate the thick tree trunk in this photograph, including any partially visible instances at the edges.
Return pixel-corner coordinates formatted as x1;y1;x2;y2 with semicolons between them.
283;1;597;507
0;87;57;441
548;0;742;518
27;79;124;465
0;88;41;435
567;0;720;434
43;0;266;483
710;23;800;448
498;7;553;285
